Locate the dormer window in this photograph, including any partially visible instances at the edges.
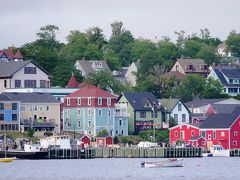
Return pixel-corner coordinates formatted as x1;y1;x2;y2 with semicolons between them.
229;79;233;84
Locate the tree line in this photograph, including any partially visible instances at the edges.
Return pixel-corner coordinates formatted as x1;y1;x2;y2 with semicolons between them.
7;22;240;101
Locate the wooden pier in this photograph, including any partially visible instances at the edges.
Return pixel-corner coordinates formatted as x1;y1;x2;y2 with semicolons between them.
95;147;202;158
47;148;95;159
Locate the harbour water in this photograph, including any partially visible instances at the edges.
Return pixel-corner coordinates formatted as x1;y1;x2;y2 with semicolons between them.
1;157;240;180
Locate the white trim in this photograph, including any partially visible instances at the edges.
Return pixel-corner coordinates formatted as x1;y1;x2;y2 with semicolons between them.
229;115;240;128
169;123;199;130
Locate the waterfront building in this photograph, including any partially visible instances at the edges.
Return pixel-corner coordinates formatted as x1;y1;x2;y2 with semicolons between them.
62;85;117;137
3;92;61;133
0;93;20;131
117;92;162;134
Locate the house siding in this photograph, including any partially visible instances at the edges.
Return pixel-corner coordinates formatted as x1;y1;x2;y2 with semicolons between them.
230;116;240;149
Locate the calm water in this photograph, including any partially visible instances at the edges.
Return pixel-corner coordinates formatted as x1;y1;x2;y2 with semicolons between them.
1;157;240;180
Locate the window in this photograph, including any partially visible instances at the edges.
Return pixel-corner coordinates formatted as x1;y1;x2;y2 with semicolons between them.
66;109;70;117
213;131;216;139
0;114;4;121
88;109;91;116
140;111;146;118
98;109;102;116
191;130;194;137
174;114;178;123
24;67;36;74
228;88;238;93
24;80;36;88
108;110;111;117
174;131;178;137
178;103;182;111
77;98;81;105
21;105;25;111
119;119;122;126
221;132;225;137
46;106;49;111
67;98;70;106
39;106;43;111
15;80;21;88
201;131;206;138
88;120;91;128
180;131;184;139
176;65;179;71
12;114;17;121
229;79;233;84
40;80;46;88
234;131;238;136
78;120;81;128
98;98;102;105
67;120;71;128
12;103;18;110
122;130;124;135
107;98;111;106
182;114;186;122
88;98;91;105
4;80;7;88
77;109;81;116
0;103;4;110
208;134;212;140
233;141;237;146
116;130;118;135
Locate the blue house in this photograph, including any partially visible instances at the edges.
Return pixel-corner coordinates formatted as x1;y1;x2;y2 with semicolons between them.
0;93;20;131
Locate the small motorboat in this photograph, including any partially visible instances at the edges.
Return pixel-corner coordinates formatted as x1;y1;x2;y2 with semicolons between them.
141;158;183;168
0;157;14;163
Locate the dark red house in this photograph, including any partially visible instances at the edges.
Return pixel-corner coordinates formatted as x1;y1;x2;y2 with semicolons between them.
189;136;207;148
96;135;113;147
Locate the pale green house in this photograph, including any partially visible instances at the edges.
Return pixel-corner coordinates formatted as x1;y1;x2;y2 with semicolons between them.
117;92;162;134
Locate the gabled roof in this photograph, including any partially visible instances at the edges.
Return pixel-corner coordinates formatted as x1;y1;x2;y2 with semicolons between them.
189;136;205;141
3;92;60;103
113;68;128;77
176;58;209;73
66;85;116;98
119;92;160;111
212;104;240;114
4;48;15;59
67;74;79;88
76;60;111;75
169;123;200;130
159;98;181;112
185;98;226;108
14;50;23;59
200;106;240;129
0;60;50;78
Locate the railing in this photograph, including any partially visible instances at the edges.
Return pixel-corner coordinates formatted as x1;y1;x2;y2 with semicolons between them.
21;119;56;126
115;112;130;117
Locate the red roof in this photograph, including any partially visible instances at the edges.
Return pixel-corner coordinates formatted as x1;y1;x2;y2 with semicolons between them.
67;74;79;88
4;48;15;59
14;50;23;59
67;85;117;98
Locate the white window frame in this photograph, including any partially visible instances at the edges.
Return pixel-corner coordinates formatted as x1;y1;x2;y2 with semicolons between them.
221;131;225;137
98;109;102;117
77;98;81;106
191;130;194;137
108;110;111;117
77;109;81;116
88;109;91;117
88;97;91;105
88;120;91;128
233;141;237;146
66;109;70;117
234;131;238;136
174;131;178;137
107;98;111;106
78;120;81;128
98;98;102;105
67;98;70;106
208;134;212;140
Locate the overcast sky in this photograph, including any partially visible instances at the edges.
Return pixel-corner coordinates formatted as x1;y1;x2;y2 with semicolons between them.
1;0;240;49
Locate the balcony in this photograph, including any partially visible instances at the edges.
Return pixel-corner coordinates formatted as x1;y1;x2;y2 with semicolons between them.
21;119;56;127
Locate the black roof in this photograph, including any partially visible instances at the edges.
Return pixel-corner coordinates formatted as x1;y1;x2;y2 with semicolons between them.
119;92;160;111
3;92;60;103
200;106;240;129
212;104;240;114
189;136;203;141
0;93;12;101
185;98;226;108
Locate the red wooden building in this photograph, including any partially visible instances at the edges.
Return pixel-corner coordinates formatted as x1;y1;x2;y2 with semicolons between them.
79;134;91;148
96;135;113;147
170;107;240;149
200;107;240;149
169;124;201;146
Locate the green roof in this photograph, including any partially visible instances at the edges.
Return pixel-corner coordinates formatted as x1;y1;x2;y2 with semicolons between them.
159;98;180;112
